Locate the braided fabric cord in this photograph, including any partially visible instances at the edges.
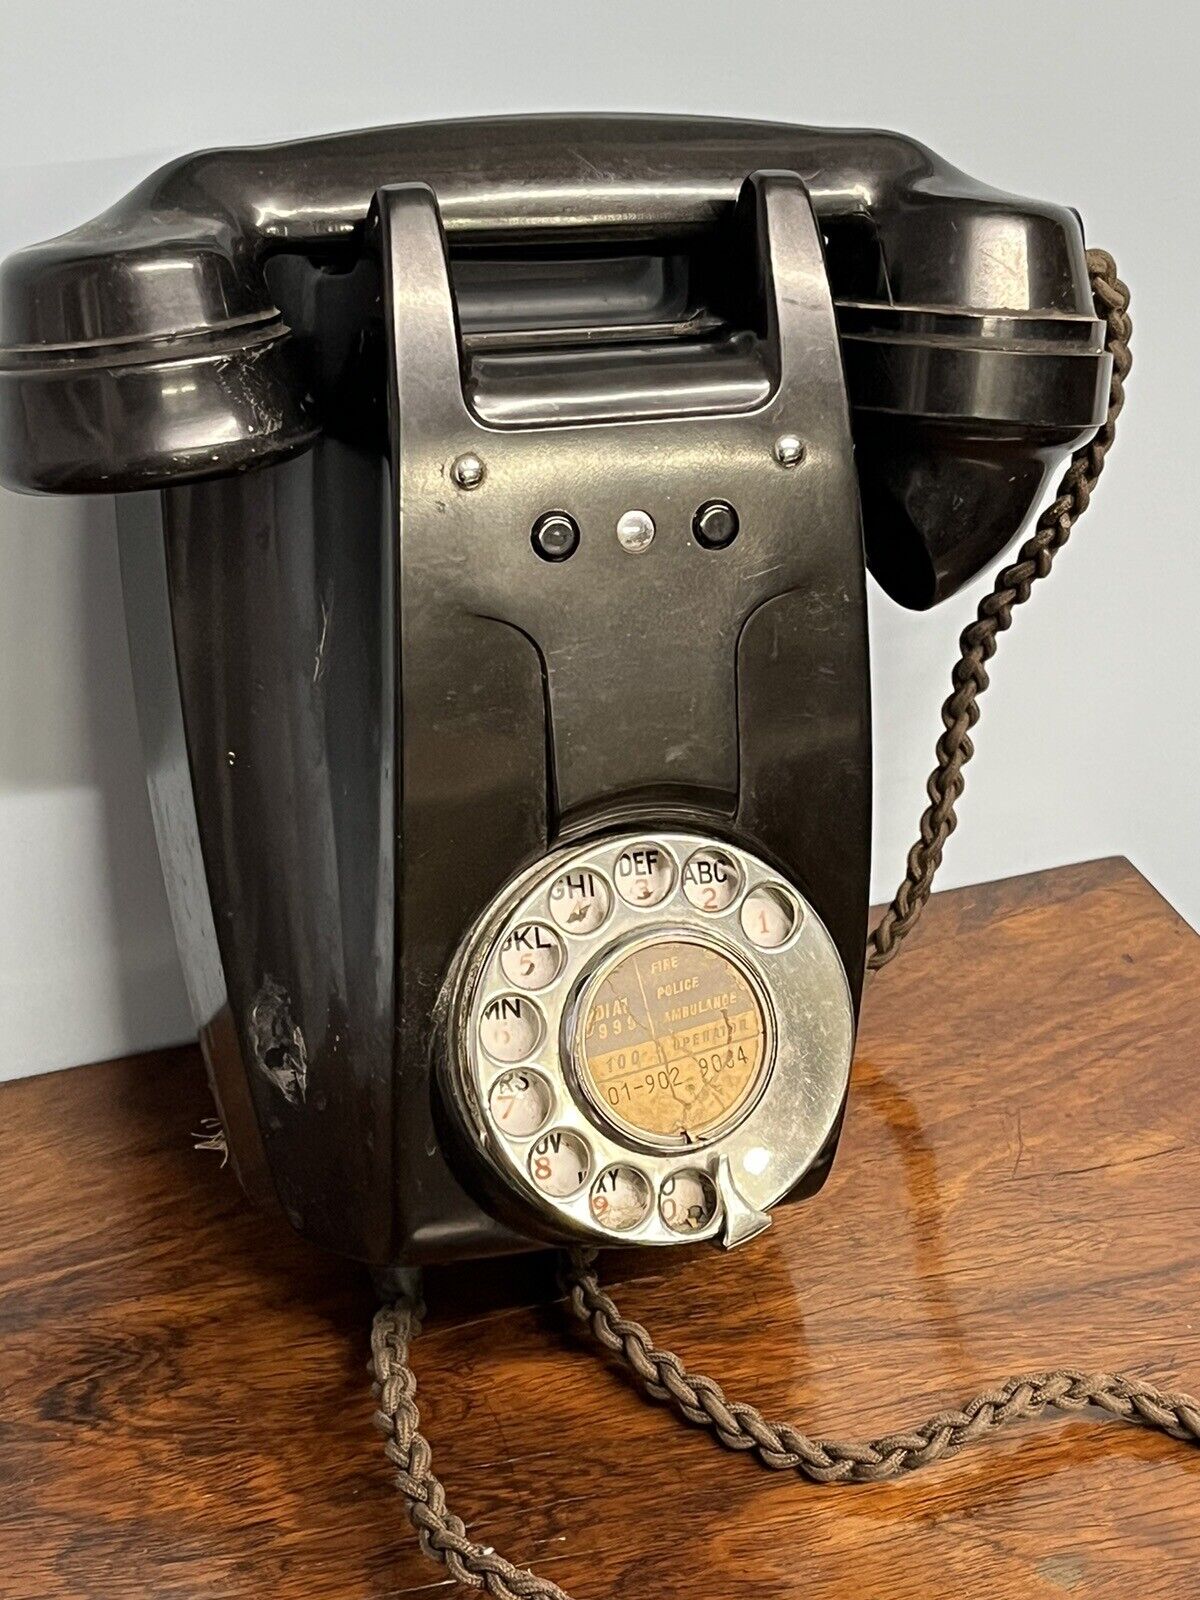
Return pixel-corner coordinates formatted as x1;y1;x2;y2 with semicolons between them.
371;1302;574;1600
370;256;1195;1599
558;1250;1200;1485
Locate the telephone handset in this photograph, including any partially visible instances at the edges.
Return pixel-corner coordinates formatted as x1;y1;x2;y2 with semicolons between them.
0;116;1112;1271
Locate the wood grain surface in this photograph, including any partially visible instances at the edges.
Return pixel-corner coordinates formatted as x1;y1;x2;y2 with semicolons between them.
1;857;1197;1599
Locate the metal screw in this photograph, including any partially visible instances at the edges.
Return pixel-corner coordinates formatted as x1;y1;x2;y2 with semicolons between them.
692;500;740;549
450;452;486;490
531;511;580;562
616;509;656;554
772;434;806;469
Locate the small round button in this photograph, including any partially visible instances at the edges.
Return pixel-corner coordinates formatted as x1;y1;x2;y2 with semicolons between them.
500;923;565;990
532;512;579;562
479;994;544;1062
548;868;611;935
616;509;655;554
450;452;486;490
740;885;800;949
659;1169;720;1234
773;434;806;468
590;1165;652;1232
529;1129;591;1197
489;1068;553;1138
682;848;743;913
615;843;675;908
692;500;740;549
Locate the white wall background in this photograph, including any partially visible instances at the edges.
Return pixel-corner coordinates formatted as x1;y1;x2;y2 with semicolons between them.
1;0;1196;1080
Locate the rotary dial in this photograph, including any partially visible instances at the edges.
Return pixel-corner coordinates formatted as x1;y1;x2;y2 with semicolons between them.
442;830;853;1250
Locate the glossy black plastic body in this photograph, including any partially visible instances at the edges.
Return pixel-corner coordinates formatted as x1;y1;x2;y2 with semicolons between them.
0;118;1109;1267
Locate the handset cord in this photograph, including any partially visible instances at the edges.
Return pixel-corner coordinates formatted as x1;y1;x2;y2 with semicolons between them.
370;255;1198;1600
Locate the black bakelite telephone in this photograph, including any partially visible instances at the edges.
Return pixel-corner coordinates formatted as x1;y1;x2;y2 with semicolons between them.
2;116;1191;1596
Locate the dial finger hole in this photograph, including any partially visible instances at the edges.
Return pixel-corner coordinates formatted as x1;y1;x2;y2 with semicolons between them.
479;994;544;1062
659;1169;721;1234
500;922;565;989
681;848;742;913
488;1068;553;1138
589;1165;652;1232
615;843;676;908
740;884;801;949
529;1128;591;1197
548;867;611;935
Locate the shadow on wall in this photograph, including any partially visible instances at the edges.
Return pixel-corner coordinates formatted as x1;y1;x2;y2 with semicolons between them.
0;486;191;1078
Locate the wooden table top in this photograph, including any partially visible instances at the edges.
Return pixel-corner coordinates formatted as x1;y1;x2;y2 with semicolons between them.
2;856;1197;1599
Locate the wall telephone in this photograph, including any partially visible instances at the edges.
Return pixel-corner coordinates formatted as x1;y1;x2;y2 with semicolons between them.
4;117;1189;1597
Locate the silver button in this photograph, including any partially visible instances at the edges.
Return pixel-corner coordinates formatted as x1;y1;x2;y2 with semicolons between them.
529;1129;591;1197
450;452;486;489
589;1165;652;1231
548;868;611;934
614;843;675;908
500;922;565;989
659;1169;720;1233
740;885;800;949
681;847;743;913
479;994;544;1062
489;1068;553;1138
616;509;655;554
